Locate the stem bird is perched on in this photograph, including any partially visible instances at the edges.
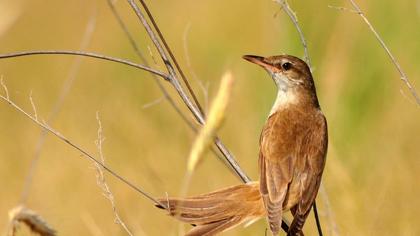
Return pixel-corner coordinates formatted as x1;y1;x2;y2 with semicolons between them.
156;55;328;236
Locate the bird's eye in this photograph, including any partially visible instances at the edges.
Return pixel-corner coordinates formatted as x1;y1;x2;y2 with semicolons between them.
282;62;292;71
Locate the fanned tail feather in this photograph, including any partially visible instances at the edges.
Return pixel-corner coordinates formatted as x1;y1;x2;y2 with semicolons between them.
156;182;264;236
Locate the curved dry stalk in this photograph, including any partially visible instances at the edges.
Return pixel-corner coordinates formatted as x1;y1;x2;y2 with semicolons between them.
0;50;169;80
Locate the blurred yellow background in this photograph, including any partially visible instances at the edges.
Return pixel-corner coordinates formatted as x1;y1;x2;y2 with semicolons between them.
0;0;419;235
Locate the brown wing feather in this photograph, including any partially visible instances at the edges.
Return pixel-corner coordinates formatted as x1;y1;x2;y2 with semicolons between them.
298;112;327;213
259;112;296;234
288;112;328;235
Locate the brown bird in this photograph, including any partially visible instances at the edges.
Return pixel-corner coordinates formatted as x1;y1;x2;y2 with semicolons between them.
157;54;328;236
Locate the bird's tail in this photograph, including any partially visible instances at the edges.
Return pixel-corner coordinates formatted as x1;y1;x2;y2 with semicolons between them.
156;182;265;236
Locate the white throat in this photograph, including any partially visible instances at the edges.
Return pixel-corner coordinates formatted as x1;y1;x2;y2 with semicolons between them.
268;73;298;116
269;88;297;116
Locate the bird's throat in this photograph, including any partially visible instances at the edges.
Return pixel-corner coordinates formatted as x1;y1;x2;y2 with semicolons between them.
269;88;298;116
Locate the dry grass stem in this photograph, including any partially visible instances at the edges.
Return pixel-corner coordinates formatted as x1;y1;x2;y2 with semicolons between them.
7;205;56;236
93;112;134;236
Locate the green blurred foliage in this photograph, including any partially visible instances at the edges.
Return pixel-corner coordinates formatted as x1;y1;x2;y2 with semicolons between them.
0;0;419;235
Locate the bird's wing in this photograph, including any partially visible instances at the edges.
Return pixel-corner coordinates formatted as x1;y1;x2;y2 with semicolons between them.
289;112;328;235
259;112;295;234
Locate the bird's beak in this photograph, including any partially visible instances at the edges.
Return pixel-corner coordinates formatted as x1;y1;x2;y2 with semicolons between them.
242;55;276;72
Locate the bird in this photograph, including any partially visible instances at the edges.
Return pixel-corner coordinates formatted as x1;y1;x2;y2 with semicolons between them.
156;54;328;236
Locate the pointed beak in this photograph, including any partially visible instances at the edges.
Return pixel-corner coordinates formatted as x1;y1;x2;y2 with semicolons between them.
242;55;276;72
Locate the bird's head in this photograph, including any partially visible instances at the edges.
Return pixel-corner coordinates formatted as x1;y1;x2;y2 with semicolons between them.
243;54;319;109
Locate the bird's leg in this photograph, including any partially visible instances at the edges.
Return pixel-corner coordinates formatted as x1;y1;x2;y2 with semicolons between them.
287;211;308;236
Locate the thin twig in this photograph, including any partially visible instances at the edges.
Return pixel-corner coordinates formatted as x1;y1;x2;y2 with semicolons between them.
0;80;165;209
344;0;420;106
0;50;169;80
94;112;134;236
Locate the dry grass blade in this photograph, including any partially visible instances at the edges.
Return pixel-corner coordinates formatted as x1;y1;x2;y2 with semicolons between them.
8;205;56;236
187;71;234;172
